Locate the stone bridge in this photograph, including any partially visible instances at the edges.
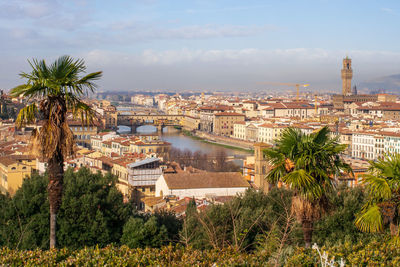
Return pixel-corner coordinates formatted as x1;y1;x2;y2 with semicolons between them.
117;113;183;132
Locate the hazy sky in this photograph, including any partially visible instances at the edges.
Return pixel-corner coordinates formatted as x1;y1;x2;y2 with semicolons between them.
1;0;400;93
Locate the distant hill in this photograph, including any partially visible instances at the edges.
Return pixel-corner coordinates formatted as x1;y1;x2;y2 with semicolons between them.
359;74;400;94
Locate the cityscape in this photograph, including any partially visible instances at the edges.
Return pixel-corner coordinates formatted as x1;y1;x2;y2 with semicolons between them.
1;0;400;265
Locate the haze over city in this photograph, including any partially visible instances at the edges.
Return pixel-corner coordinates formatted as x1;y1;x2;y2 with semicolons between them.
1;0;400;92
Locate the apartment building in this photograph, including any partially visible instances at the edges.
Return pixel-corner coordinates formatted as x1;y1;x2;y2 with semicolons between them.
0;155;36;195
213;112;245;136
233;121;262;141
182;115;200;131
257;124;288;144
383;131;400;154
352;132;379;160
68;120;99;148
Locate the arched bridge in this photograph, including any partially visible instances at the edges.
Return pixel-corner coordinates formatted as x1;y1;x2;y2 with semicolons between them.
117;113;183;132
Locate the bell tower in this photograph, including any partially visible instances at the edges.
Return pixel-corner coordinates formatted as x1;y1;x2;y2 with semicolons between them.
254;142;271;192
341;57;353;95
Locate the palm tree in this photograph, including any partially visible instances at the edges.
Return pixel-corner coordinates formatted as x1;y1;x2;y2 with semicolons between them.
355;153;400;236
263;126;351;247
10;56;102;248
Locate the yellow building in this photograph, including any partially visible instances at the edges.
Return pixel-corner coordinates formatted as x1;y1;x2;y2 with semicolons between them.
213;112;245;136
182;115;200;131
68;120;99;149
129;140;171;158
0;155;36;195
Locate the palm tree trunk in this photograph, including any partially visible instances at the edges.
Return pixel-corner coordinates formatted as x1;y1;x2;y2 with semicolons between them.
302;219;313;248
390;221;399;236
48;149;64;249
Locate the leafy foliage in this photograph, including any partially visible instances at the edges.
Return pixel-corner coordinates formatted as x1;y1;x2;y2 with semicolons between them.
0;173;49;249
57;168;132;249
286;236;399;266
356;153;400;235
121;217;168;248
313;185;374;246
0;246;268;266
2;237;400;266
0;169;132;249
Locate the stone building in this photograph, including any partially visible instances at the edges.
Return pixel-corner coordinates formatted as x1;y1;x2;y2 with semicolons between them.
253;143;271;192
182;115;200;131
213;112;245;136
341;57;353;95
68;120;99;148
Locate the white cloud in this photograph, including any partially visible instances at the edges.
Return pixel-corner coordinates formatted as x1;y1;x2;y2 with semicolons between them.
103;23;273;42
381;7;396;15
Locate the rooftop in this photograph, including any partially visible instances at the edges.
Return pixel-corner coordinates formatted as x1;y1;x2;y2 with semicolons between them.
163;172;249;189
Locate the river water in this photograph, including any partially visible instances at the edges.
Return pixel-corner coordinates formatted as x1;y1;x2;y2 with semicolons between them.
117;125;252;164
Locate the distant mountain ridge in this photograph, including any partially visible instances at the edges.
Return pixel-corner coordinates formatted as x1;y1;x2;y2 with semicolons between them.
359;74;400;93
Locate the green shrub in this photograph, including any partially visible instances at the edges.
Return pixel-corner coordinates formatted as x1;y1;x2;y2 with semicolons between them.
0;246;269;266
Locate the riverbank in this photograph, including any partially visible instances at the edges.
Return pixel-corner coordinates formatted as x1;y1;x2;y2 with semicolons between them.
182;129;254;153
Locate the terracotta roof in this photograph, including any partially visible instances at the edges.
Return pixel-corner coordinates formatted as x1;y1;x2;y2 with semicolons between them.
143;197;164;207
67;120;100;126
170;202;188;214
214;112;245;116
380;131;400;137
0;155;35;167
0;157;17;166
163;172;249;189
357;102;400;111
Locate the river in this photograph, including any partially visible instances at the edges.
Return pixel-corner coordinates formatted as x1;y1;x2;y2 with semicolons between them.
117;125;252;165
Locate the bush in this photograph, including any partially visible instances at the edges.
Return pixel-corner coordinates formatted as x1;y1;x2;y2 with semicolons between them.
285;236;400;266
121;217;168;248
0;246;269;266
312;185;370;246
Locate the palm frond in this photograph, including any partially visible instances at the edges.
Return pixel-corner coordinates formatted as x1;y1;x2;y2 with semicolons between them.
355;204;383;233
362;174;392;200
15;103;38;128
282;169;322;200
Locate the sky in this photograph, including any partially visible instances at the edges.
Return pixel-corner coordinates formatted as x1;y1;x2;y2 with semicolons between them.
1;0;400;93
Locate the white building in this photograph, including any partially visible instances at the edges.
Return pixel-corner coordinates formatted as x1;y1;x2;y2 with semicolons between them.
383;131;400;155
91;132;117;151
257;124;288;144
155;172;249;199
233;121;247;140
352;132;379;160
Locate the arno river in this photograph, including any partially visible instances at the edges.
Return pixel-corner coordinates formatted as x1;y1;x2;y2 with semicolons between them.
117;125;252;166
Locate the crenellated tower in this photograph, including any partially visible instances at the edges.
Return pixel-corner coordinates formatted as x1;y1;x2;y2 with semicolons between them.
341;57;353;95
